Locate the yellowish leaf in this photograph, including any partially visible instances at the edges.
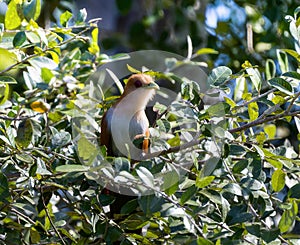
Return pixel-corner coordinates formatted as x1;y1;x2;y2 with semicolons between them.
30;100;50;113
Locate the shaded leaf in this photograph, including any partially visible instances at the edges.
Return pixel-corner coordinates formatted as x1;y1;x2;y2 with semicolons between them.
13;31;27;47
15;119;33;148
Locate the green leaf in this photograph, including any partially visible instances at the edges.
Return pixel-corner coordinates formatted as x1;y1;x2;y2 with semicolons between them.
41;68;54;83
120;214;149;230
197;238;214;245
167;134;180;147
36;158;52;175
23;0;41;21
264;124;276;139
55;164;89;173
126;64;141;74
196;48;219;56
279;201;298;233
138;195;164;215
5;1;22;30
265;59;276;80
288;183;300;198
0;83;10;105
0;172;10;201
261;228;280;243
234;76;247;101
0;48;18;76
120;199;138;215
195;176;215;188
180;185;197;205
106;68;124;94
246;66;262;92
28;56;58;70
206;102;230;117
13;31;27;47
0;76;17;84
268;77;293;95
51;131;71;148
277;50;289;73
281;48;300;63
162;170;179;196
60;10;73;27
207;66;232;86
77;136;97;161
15;119;33;148
248;102;259;121
271;169;286;192
136;167;154;189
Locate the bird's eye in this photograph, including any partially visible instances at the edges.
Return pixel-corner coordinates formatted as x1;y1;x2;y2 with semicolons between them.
134;80;143;88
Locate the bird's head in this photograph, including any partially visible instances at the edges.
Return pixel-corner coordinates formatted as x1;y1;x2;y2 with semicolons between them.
118;73;159;111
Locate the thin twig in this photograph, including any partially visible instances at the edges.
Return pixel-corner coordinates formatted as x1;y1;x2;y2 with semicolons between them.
11;207;36;225
40;186;67;245
229;110;300;133
286;90;300;113
233;88;276;110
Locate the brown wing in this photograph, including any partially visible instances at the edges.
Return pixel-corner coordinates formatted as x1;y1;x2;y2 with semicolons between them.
100;109;113;156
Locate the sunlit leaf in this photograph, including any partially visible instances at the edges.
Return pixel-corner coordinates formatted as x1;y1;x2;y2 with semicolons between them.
196;176;215;188
60;10;73;27
55;164;89;173
5;1;22;30
196;48;219;56
264;124;276;139
136;166;154;188
279;201;298;233
77;136;97;161
0;83;9;105
246;66;262;92
207;66;232;86
127;64;141;74
30;100;50;113
271;169;286;192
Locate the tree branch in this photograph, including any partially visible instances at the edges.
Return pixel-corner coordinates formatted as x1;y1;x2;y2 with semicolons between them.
229;110;300;133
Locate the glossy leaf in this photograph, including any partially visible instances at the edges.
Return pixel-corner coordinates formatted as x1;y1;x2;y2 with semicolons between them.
13;31;27;47
268;77;293;95
207;66;232;86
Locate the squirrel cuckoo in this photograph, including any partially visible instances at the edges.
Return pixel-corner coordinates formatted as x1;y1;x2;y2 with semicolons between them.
100;73;159;218
100;73;159;159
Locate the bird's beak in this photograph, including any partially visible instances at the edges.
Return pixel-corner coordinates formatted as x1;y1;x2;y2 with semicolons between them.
145;81;159;90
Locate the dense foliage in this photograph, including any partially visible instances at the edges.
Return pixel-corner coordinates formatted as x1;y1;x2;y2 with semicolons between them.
0;0;300;244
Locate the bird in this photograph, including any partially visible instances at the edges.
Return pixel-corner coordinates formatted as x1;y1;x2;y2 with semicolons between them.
100;73;159;160
100;73;159;219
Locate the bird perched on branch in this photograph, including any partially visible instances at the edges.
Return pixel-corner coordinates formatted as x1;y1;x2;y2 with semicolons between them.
101;73;159;159
100;73;159;218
